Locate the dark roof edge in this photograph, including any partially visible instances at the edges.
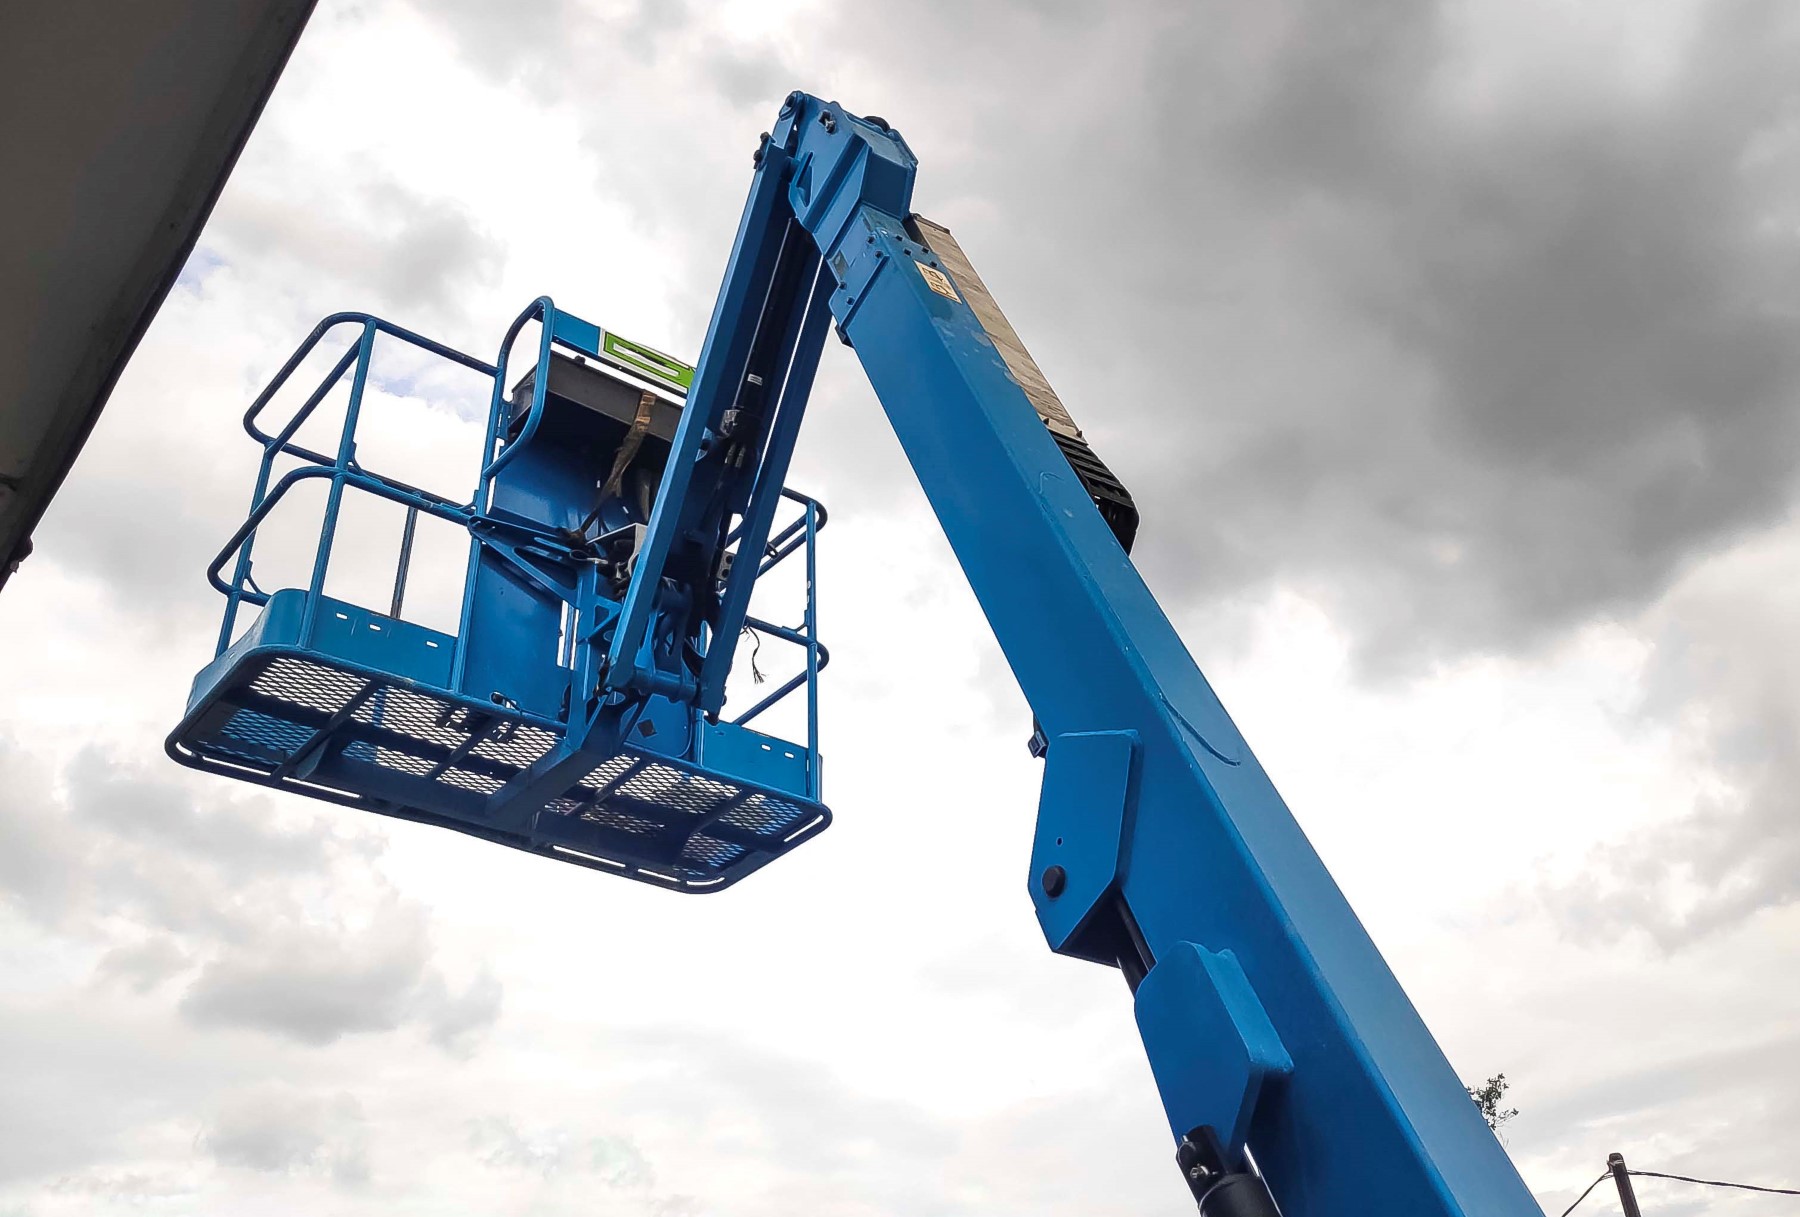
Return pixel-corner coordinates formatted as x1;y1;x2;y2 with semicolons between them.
0;0;318;591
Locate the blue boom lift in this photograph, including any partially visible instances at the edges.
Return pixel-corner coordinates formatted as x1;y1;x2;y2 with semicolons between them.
169;93;1542;1215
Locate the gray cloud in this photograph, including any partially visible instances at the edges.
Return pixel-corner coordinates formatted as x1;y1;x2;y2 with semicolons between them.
0;742;346;935
416;0;807;324
702;41;796;113
421;0;708;100
94;935;193;993
75;752;344;880
178;904;498;1047
421;968;505;1054
759;0;1800;672
397;0;1800;678
204;1085;371;1184
205;164;504;321
0;742;75;917
1509;1019;1800;1206
414;0;579;88
1542;528;1800;944
603;1026;1186;1217
0;741;501;1050
615;1026;958;1182
1159;0;1800;664
24;462;237;636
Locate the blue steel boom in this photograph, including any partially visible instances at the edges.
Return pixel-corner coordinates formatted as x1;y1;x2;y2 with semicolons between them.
170;93;1540;1214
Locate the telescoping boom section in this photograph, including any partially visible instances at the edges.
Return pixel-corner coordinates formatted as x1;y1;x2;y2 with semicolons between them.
171;93;1542;1215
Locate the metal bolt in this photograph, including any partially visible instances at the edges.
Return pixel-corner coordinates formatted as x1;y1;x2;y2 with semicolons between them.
1041;865;1067;898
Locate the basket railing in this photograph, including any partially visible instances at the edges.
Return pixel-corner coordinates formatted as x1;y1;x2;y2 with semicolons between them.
216;313;498;658
210;307;826;770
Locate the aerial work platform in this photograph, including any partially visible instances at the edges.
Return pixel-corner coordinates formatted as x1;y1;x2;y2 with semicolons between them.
166;92;1551;1215
168;302;829;890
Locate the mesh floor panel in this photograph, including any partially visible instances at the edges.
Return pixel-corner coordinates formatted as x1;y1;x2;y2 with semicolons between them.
174;650;827;890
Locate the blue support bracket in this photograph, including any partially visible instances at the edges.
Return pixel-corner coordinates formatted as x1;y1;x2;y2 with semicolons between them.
1135;943;1294;1162
1027;730;1137;957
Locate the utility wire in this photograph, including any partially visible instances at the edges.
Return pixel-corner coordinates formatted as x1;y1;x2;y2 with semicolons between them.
1558;1172;1610;1217
1630;1168;1800;1197
1558;1164;1800;1215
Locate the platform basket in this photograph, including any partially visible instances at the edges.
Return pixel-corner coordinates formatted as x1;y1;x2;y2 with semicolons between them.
169;303;831;892
171;641;830;891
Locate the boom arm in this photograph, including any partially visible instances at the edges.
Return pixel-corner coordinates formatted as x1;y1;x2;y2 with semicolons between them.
621;94;1543;1215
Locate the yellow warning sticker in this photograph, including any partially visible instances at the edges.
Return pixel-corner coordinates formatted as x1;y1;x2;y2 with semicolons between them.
916;261;961;301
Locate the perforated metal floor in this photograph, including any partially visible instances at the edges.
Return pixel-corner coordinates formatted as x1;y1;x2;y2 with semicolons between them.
170;650;829;891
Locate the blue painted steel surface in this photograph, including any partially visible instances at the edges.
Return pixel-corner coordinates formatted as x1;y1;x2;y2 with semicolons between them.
1026;730;1136;952
652;92;1539;1215
1134;943;1294;1157
170;305;830;891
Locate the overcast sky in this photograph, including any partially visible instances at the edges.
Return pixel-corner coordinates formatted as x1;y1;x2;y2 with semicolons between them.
4;0;1800;1213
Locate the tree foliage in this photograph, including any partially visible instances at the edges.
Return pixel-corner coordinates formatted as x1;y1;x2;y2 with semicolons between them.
1466;1073;1519;1132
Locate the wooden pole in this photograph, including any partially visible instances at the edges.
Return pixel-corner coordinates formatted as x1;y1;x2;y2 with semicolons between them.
1608;1153;1644;1217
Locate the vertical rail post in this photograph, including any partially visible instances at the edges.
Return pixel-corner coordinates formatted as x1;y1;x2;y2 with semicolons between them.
217;441;278;656
216;343;358;656
1608;1153;1644;1217
804;497;820;799
390;504;418;619
300;320;376;642
457;299;551;693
